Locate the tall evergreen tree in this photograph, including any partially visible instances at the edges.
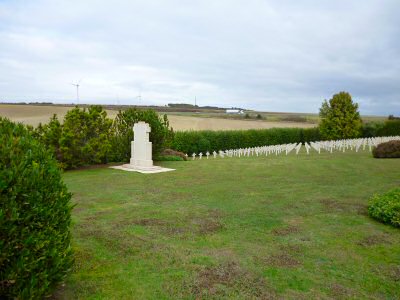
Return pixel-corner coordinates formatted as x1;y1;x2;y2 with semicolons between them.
319;92;362;140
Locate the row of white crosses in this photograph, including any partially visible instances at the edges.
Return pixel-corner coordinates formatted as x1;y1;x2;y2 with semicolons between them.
187;136;400;159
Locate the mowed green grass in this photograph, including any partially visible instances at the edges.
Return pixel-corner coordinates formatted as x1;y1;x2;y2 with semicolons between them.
59;151;400;299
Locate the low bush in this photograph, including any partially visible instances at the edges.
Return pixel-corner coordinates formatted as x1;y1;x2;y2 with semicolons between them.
0;118;73;298
171;127;321;154
60;106;114;168
372;140;400;158
155;155;185;161
159;149;187;161
368;188;400;228
34;106;114;169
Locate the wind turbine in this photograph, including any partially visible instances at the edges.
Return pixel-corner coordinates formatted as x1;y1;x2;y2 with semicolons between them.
134;92;142;104
70;79;82;104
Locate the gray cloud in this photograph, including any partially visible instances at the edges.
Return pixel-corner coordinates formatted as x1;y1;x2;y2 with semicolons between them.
0;0;399;115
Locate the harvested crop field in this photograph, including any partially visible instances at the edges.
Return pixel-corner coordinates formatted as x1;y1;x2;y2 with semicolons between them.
0;104;316;131
166;115;316;130
0;104;119;127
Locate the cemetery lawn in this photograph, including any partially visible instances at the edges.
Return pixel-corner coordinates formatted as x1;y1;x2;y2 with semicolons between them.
59;151;400;299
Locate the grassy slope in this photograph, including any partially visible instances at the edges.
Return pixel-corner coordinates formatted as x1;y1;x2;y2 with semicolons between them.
60;150;400;299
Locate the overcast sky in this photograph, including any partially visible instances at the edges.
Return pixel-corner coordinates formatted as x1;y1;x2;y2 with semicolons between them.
0;0;399;115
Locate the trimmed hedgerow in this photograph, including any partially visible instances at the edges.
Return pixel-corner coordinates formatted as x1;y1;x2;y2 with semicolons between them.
360;120;400;138
372;140;400;158
0;118;73;299
368;188;400;228
171;127;321;154
378;120;400;136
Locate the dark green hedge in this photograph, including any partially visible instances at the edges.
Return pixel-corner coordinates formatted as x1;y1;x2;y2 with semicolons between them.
362;120;400;138
171;127;321;154
378;120;400;136
0;117;73;299
171;121;400;155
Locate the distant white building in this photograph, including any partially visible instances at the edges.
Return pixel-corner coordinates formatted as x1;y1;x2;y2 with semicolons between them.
226;109;244;114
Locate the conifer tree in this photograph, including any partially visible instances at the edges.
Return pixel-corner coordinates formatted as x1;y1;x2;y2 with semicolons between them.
319;92;362;140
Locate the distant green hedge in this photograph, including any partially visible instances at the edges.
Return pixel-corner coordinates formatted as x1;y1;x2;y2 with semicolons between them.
171;127;321;154
378;120;400;136
362;120;400;138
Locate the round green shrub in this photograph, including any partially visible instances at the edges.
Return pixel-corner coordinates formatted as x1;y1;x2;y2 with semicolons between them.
159;149;187;161
368;188;400;228
0;118;73;298
372;140;400;158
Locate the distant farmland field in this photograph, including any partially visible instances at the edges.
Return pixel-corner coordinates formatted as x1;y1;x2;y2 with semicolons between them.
166;115;315;130
0;104;316;131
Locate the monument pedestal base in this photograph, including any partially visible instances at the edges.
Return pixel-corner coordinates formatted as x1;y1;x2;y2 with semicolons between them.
110;164;175;174
129;158;153;167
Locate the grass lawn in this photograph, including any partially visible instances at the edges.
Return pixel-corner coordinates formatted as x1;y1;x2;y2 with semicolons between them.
58;151;400;299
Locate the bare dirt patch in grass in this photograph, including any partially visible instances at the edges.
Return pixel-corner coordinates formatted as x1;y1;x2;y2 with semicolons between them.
387;265;400;282
110;217;168;230
272;225;300;236
159;209;225;238
76;225;150;255
262;244;303;268
320;199;366;215
197;218;224;235
280;244;303;254
107;209;226;239
82;210;109;222
193;209;225;235
188;261;276;299
329;283;355;299
375;265;400;282
132;218;167;226
205;248;237;261
265;253;301;268
357;233;392;247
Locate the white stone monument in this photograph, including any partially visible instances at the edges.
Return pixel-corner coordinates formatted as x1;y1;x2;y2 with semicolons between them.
130;122;153;168
111;121;174;174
